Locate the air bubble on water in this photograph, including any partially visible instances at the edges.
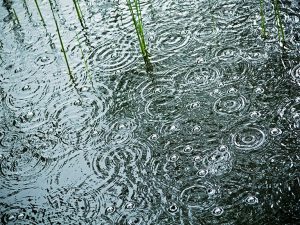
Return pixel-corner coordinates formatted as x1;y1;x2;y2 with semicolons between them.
74;99;82;106
154;88;162;93
250;111;261;118
228;87;237;94
168;203;178;213
170;125;177;131
22;85;31;91
106;206;116;214
169;154;179;162
245;195;258;205
219;145;228;151
80;86;90;92
194;156;201;162
26;111;34;120
193;125;201;132
8;215;16;221
125;202;135;210
184;145;193;153
212;207;224;216
149;134;158;140
255;87;264;94
17;213;25;219
118;124;126;129
270;128;282;136
197;169;208;177
207;188;216;195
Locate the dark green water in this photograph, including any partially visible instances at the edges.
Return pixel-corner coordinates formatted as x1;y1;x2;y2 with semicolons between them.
0;0;300;224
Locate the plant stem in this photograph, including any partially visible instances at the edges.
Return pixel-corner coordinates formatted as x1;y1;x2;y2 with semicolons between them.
76;33;91;81
72;0;85;28
48;0;73;80
273;0;285;43
34;0;46;26
12;8;20;25
259;0;266;38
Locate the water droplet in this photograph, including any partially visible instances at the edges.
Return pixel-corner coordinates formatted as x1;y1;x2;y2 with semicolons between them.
170;125;177;131
80;86;90;92
228;87;237;94
193;125;201;132
22;85;30;91
125;202;135;210
255;87;264;94
207;188;216;195
106;206;115;214
219;145;228;151
149;134;158;140
245;195;258;205
169;154;179;162
212;206;224;216
25;111;34;120
197;169;208;177
168;203;178;213
194;155;201;162
250;111;261;118
74;99;82;106
270;128;282;136
8;215;16;221
17;213;25;219
184;145;193;153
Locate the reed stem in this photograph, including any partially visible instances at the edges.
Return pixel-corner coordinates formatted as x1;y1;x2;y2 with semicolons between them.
259;0;266;38
273;0;285;43
12;8;20;25
126;0;152;72
48;0;73;80
76;33;91;80
72;0;85;28
34;0;46;26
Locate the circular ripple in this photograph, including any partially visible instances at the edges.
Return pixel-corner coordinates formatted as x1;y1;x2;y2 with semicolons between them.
215;46;242;62
34;52;56;67
174;65;221;91
180;183;219;210
213;94;248;116
0;147;51;188
88;38;137;73
278;98;300;130
203;149;233;175
153;25;191;53
291;64;300;85
232;125;266;151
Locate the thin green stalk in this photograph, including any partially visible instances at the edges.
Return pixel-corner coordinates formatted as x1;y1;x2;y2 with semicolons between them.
48;0;73;80
34;0;46;26
273;0;285;43
12;8;20;25
72;0;85;28
126;0;152;71
259;0;266;38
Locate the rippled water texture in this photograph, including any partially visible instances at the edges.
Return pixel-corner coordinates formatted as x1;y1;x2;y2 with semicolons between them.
0;0;300;224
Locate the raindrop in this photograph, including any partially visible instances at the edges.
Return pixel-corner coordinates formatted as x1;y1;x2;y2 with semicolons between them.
184;145;193;153
245;195;258;205
211;206;224;216
207;188;216;195
169;154;179;162
149;134;158;140
8;215;16;221
168;203;178;213
106;206;115;214
270;128;282;136
250;111;261;118
255;87;264;94
194;156;201;162
25;111;34;120
125;202;135;210
170;125;177;131
17;213;25;219
193;125;201;132
228;87;237;94
22;85;31;91
219;145;228;151
197;169;208;177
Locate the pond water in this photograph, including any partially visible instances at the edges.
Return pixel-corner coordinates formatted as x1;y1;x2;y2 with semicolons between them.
0;0;300;224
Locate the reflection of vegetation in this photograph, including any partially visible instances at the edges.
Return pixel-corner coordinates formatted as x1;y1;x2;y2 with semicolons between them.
126;0;152;72
259;0;285;43
48;0;73;80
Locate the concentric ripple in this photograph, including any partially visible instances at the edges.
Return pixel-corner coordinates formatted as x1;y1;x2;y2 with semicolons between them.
231;125;266;151
174;65;221;91
213;94;248;116
153;25;191;53
278;98;300;130
34;52;56;67
180;183;219;210
291;64;300;85
88;38;138;73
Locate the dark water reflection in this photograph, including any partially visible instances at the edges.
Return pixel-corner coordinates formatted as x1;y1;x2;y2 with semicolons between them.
0;0;300;224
